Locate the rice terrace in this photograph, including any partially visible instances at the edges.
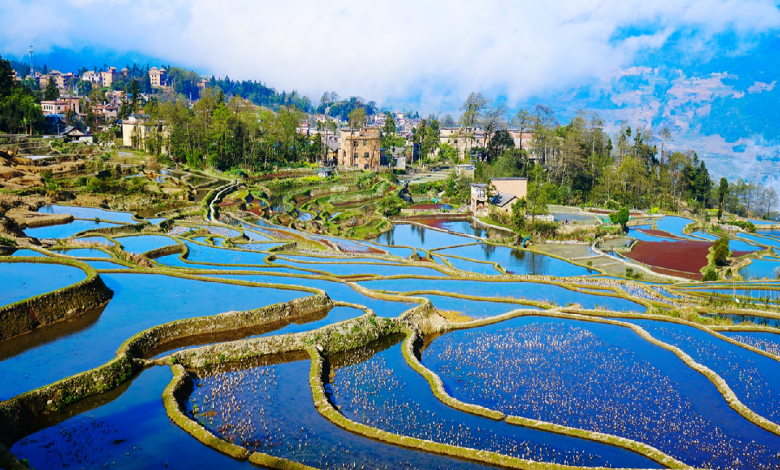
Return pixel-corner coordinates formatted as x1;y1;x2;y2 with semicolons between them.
3;2;780;468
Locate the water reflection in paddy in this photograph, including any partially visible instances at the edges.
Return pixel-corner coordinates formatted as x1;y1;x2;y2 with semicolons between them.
422;316;780;469
272;257;447;277
38;204;138;224
8;249;46;257
203;274;417;318
12;367;250;470
182;240;281;265
741;259;780;280
24;220;122;239
373;223;475;250
189;353;496;470
0;273;307;400
328;336;660;468
82;260;129;270
435;243;592;277
0;262;86;307
362;278;644;311
116;235;177;254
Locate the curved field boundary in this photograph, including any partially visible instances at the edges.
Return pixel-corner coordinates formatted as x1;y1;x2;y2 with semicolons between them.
421;307;780;458
0;257;113;341
307;347;639;470
0;293;332;451
399;327;686;469
144;242;186;259
162;364;250;459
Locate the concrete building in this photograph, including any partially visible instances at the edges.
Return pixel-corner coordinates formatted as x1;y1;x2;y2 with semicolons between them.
81;70;102;85
149;67;167;88
470;177;528;214
339;127;385;170
41;97;80;116
439;127;488;161
100;67;119;88
121;115;168;154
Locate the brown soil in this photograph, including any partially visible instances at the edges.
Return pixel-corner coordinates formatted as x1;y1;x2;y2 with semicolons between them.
635;228;688;240
625;239;710;279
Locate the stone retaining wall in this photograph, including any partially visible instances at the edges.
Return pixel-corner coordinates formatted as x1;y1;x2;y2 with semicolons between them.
0;258;113;341
144;243;185;259
123;294;333;359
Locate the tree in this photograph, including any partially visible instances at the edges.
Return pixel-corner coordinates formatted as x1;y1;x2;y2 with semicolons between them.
43;79;60;101
129;80;142;114
712;237;730;266
526;164;549;222
0;55;14;99
718;177;729;220
512;108;531;151
609;207;630;231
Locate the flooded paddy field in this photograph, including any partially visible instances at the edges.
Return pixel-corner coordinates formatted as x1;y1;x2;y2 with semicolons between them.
189;353;497;469
24;219;123;239
0;273;307;399
625;319;780;422
329;337;660;468
362;277;645;312
5;202;780;470
114;235;177;254
0;261;86;306
422;316;780;469
435;243;594;276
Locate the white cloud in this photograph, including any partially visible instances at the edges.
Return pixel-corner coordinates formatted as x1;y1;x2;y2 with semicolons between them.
1;0;779;112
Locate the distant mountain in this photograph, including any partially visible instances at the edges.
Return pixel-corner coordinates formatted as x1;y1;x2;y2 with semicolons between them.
526;31;780;193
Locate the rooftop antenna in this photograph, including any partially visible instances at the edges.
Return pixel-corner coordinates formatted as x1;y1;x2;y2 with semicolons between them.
28;44;34;77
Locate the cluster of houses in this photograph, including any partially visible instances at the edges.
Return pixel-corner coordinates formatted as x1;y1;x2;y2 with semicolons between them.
295;119;535;172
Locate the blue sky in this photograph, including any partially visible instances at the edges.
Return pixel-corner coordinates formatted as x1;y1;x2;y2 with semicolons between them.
2;0;779;190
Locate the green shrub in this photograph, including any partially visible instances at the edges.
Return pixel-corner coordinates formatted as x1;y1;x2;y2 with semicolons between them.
702;268;718;281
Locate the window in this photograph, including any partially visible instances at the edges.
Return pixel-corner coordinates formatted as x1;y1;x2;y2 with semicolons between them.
363;140;367;146
364;152;369;159
364;164;369;169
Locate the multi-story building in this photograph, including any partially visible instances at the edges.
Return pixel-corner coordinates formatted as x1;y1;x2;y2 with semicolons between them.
338;127;385;170
439;127;487;161
41;96;80;116
81;70;102;85
100;67;119;88
149;67;167;88
470;177;528;214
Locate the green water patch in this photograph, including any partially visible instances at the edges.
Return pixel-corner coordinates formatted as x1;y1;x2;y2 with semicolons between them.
422;316;780;469
361;278;645;312
188;353;498;469
115;235;177;254
11;366;250;469
0;261;87;308
0;272;308;400
24;220;123;239
328;336;660;468
435;243;593;277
